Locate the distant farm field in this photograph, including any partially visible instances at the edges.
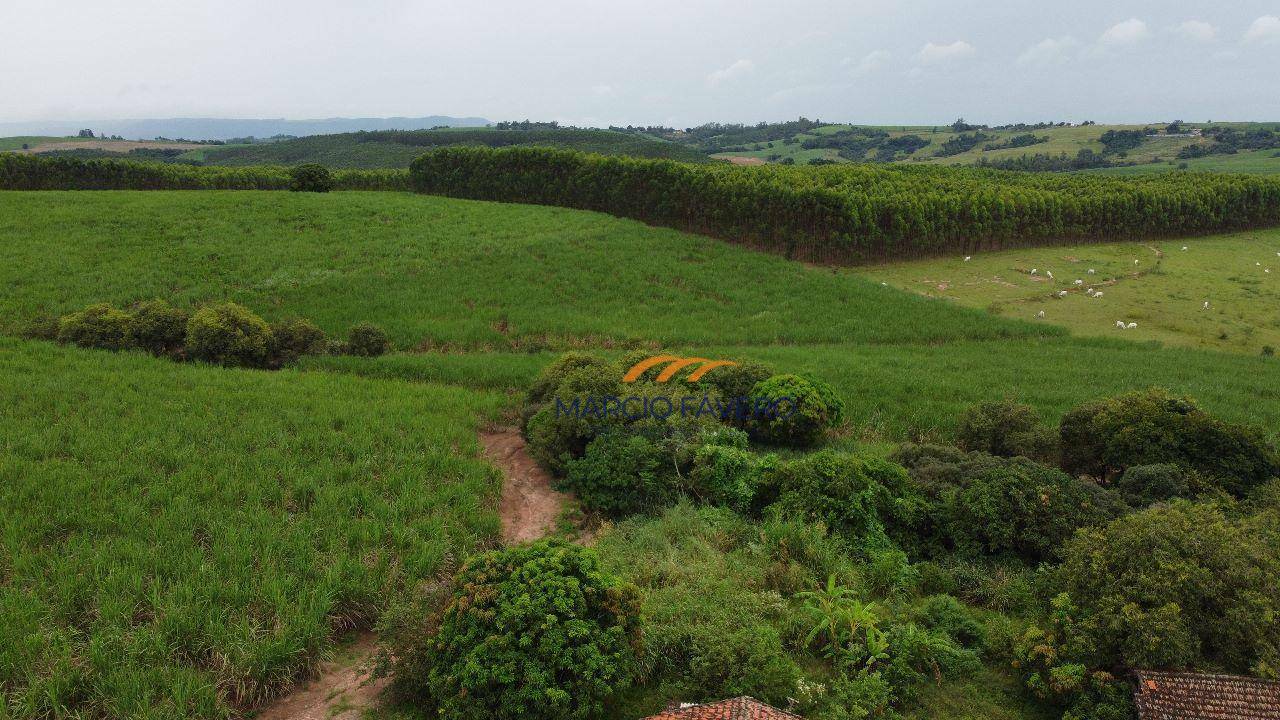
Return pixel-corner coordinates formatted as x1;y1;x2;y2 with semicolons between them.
0;337;503;718
859;230;1280;355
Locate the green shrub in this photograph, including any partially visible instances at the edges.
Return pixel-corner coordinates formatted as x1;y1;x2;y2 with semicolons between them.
878;623;980;701
185;302;273;367
1114;463;1194;506
1060;388;1279;496
749;374;844;447
528;352;617;406
916;595;985;651
56;303;132;351
127;299;189;356
20;313;60;341
697;359;773;404
764;451;918;548
346;322;390;357
270;317;326;365
561;430;677;517
426;541;641;720
943;457;1124;562
1052;501;1280;674
689;444;770;513
956;400;1057;463
288;163;334;192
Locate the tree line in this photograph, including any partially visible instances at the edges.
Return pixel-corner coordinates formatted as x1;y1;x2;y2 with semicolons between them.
408;146;1280;264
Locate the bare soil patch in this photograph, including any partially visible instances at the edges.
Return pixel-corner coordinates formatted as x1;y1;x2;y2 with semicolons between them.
253;632;386;720
723;155;766;166
481;427;571;544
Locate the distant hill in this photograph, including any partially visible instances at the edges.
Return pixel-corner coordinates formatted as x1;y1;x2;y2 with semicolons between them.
679;119;1280;174
0;116;490;142
199;128;709;168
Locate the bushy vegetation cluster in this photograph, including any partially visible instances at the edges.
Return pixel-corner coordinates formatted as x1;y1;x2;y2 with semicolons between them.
1179;125;1280;158
0;153;409;190
488;356;1280;719
408;146;1280;263
29;300;389;368
520;352;846;518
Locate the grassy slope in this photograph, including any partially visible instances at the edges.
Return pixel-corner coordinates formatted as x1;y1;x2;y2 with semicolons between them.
5;190;1278;441
200;129;707;168
858;232;1280;356
0;337;504;718
0;191;1047;348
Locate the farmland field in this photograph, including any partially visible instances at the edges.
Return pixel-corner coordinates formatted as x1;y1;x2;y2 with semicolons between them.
4;186;1280;719
859;230;1280;355
0;337;504;718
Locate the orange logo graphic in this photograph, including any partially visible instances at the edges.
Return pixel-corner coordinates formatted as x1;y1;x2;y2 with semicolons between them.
622;355;739;383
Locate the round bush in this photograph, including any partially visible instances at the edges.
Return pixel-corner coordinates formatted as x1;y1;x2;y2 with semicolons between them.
127;299;189;356
426;541;642;720
562;429;677;517
1114;463;1192;507
944;458;1125;562
186;302;273;367
1060;388;1278;496
346;323;390;357
56;303;132;351
288;163;334;192
748;374;843;447
527;352;616;406
765;450;917;546
956;400;1057;463
1053;501;1280;673
270;317;326;365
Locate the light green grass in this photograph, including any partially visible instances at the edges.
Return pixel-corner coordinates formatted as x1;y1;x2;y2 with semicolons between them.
0;191;1050;349
0;337;504;719
857;231;1280;356
1087;148;1280;176
0;136;90;151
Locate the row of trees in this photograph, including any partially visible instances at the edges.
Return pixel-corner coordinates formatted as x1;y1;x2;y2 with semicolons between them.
0;153;409;191
408;146;1280;264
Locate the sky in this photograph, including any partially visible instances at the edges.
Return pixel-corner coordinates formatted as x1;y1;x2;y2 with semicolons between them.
3;0;1280;127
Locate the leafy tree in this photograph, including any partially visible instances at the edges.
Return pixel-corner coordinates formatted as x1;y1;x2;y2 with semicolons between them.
288;162;334;192
1051;501;1280;675
749;374;844;447
956;399;1056;463
425;541;642;720
1060;388;1279;495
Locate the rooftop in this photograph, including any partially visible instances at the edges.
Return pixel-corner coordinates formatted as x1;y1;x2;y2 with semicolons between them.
1134;670;1280;720
644;697;802;720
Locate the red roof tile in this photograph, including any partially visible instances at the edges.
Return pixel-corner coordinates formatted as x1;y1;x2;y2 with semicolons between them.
1134;670;1280;720
644;696;802;720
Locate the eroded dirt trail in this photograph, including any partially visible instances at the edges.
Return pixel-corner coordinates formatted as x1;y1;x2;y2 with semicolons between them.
480;427;570;544
253;427;564;719
253;632;386;720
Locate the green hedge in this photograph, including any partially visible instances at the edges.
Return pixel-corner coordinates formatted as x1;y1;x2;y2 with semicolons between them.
0;153;408;191
408;146;1280;263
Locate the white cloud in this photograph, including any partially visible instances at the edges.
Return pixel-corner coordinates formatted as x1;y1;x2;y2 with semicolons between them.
843;49;891;77
1244;15;1280;44
1173;20;1217;43
705;58;755;86
916;40;975;65
1017;36;1079;66
1100;18;1149;46
590;84;614;97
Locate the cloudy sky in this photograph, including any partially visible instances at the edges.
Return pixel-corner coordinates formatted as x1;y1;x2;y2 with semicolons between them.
3;0;1280;127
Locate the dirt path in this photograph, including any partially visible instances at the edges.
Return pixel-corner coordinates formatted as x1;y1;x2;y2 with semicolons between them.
253;428;565;719
253;633;386;720
480;427;571;544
